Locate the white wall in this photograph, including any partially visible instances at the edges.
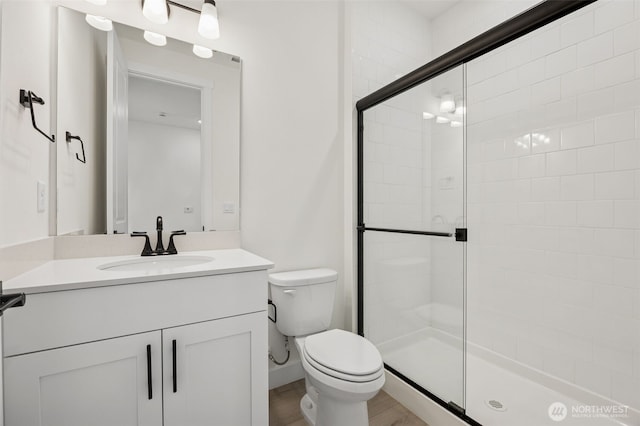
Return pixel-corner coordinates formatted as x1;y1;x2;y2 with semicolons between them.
351;1;432;101
216;1;345;371
431;0;541;58
0;1;54;247
351;0;433;343
128;120;201;233
463;0;640;411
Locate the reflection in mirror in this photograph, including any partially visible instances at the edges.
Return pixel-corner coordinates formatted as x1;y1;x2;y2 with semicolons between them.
128;75;203;233
56;6;241;236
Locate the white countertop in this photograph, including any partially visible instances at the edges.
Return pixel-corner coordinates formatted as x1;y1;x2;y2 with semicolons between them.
3;249;274;294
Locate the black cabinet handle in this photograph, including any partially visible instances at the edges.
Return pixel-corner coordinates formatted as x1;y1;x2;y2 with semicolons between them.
146;344;152;400
0;293;26;316
172;339;177;393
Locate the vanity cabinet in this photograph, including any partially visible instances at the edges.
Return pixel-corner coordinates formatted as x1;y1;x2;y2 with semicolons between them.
5;331;164;426
163;313;265;426
2;269;269;426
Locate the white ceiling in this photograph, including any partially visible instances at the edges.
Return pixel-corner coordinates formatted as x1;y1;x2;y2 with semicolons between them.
397;0;461;19
174;0;460;21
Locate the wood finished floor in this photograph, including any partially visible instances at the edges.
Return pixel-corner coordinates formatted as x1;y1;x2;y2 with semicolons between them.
269;379;429;426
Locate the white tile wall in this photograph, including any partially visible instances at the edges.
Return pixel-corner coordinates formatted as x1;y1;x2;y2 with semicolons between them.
467;0;640;409
355;1;437;344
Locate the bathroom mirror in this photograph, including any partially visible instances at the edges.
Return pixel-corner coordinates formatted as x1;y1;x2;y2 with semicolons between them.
55;7;241;235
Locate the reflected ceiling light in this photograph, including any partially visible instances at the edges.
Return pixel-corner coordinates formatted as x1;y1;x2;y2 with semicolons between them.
85;14;113;31
198;0;220;39
142;0;169;25
450;121;462;128
143;30;167;46
436;116;450;124
454;105;466;115
193;44;213;59
439;94;455;113
86;0;107;5
423;112;435;120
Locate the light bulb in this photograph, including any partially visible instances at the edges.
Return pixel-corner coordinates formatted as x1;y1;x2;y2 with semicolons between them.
450;121;462;128
85;14;113;31
440;94;455;113
193;44;213;59
142;0;168;25
436;116;450;124
198;0;220;39
423;112;435;120
143;31;167;47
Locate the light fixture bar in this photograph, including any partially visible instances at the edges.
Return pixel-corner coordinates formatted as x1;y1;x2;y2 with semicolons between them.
166;0;201;14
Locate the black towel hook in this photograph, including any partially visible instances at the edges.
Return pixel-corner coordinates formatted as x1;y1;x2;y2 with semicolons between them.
65;132;86;164
19;89;55;143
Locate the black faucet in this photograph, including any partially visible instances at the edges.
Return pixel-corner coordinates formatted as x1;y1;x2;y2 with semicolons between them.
130;216;187;256
155;216;164;253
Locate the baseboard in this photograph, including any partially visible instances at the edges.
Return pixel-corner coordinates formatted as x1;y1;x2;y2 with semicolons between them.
383;369;467;426
269;359;304;390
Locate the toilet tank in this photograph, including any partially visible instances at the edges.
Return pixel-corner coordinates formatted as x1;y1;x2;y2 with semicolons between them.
269;268;337;337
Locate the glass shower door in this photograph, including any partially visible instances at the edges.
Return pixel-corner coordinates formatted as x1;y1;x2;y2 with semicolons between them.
359;65;466;410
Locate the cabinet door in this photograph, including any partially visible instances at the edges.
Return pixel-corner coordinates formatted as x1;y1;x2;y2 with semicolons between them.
4;331;162;426
163;312;268;426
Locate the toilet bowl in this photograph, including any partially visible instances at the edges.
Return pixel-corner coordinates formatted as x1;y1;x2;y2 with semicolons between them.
269;269;385;426
296;330;385;426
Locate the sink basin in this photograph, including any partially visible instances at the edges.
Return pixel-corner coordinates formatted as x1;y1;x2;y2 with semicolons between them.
98;255;214;273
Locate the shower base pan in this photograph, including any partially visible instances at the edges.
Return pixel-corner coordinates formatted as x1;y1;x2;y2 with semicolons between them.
378;328;638;426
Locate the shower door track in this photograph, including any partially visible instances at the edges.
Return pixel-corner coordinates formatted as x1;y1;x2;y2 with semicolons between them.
356;1;598;425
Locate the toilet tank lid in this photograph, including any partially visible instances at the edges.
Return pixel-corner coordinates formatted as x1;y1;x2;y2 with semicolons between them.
269;268;337;286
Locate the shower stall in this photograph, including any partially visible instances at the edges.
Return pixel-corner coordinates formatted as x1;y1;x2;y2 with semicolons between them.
356;1;640;425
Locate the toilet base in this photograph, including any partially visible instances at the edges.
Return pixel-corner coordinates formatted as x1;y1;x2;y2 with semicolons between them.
300;394;316;425
315;392;370;426
299;392;370;426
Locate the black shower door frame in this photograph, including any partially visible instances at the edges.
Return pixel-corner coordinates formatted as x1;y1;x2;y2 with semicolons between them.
355;1;598;425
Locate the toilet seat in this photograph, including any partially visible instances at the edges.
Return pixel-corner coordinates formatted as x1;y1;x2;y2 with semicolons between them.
302;329;383;383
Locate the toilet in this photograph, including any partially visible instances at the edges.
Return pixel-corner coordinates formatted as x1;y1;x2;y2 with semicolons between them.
269;268;385;426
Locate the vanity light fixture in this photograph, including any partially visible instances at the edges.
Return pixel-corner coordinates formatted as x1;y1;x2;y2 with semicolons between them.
422;112;435;120
142;0;170;25
193;44;213;59
198;0;220;39
436;116;450;124
144;30;167;46
85;14;113;31
138;1;222;54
